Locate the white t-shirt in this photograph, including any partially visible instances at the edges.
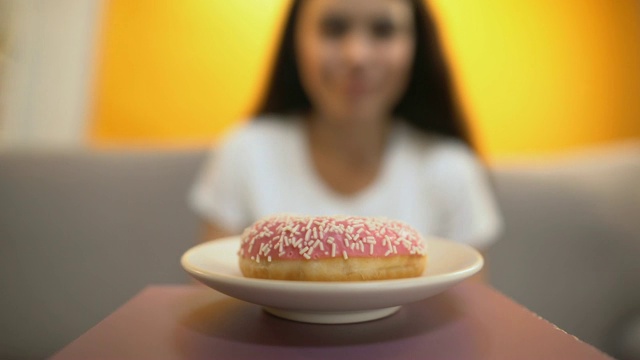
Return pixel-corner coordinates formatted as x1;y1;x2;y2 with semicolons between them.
189;116;502;249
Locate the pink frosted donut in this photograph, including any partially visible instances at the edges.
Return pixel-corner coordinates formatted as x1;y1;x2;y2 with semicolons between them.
238;215;427;281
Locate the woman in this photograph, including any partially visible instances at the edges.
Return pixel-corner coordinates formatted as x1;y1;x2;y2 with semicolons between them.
190;0;502;251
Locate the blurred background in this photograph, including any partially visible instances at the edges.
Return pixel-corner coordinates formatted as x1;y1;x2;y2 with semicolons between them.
1;1;639;359
0;0;638;159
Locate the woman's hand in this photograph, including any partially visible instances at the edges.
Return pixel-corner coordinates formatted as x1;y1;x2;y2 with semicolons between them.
201;222;234;242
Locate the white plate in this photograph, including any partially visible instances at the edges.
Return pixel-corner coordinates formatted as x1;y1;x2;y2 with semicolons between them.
181;236;483;324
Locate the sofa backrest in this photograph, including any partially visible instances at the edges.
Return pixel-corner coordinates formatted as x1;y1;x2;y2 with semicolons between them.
489;147;640;355
0;149;206;359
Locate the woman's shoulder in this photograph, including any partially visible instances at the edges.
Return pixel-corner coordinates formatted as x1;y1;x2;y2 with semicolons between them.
393;123;486;189
397;122;476;164
216;114;301;149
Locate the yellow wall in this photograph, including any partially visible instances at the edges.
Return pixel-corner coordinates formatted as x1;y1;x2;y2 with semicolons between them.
431;0;640;159
90;0;640;160
90;1;290;147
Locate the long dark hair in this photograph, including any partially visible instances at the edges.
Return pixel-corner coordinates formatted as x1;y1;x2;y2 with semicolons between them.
255;0;473;148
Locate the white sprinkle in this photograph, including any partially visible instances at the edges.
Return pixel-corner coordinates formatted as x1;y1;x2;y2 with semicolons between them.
303;253;311;260
343;250;348;260
369;243;374;255
299;246;309;254
305;229;311;241
268;256;272;262
385;249;393;256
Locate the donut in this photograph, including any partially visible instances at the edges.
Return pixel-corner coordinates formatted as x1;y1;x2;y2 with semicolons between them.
238;215;427;281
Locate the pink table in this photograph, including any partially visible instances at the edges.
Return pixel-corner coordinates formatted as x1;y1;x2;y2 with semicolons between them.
52;282;611;360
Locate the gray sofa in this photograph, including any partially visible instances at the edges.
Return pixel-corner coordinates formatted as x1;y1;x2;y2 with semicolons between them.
1;144;639;359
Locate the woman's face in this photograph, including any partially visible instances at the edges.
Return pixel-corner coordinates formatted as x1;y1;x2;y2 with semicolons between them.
295;0;415;126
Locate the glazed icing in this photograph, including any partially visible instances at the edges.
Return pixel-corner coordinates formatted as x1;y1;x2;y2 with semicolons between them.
238;215;426;263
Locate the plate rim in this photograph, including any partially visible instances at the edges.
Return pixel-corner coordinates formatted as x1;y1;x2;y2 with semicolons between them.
181;236;484;291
